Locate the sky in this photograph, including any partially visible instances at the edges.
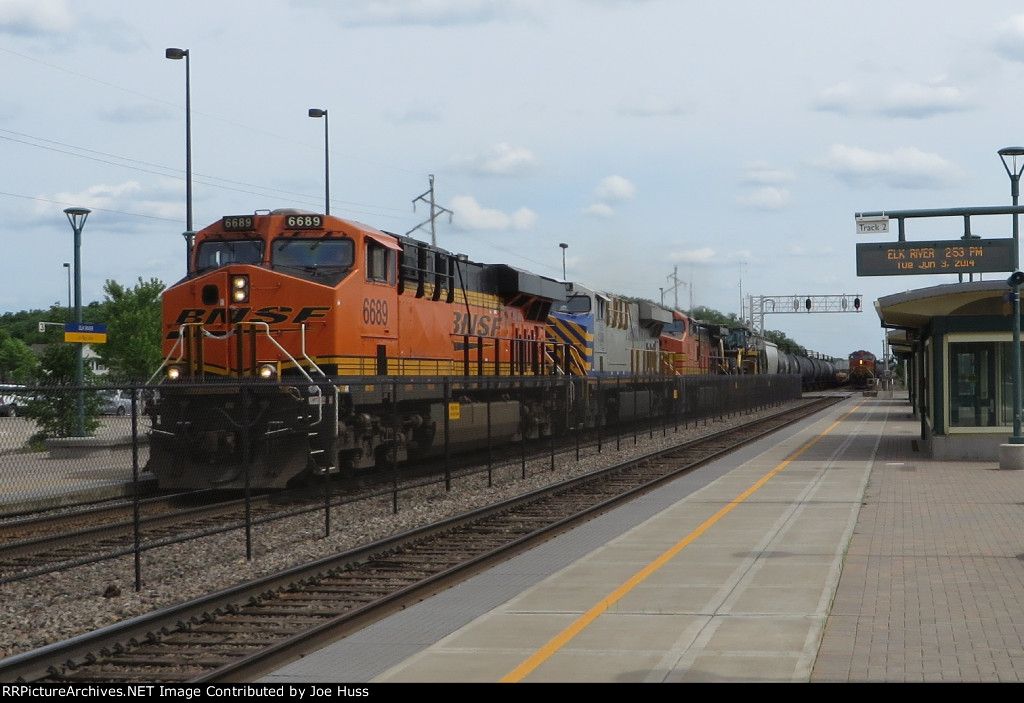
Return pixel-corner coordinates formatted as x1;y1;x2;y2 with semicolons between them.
4;1;1024;360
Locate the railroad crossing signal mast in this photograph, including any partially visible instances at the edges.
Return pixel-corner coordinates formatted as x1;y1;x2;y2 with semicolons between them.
748;294;864;335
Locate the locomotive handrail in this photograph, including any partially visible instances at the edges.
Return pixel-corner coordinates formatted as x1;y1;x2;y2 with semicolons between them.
235;321;329;426
145;324;192;386
147;322;331;426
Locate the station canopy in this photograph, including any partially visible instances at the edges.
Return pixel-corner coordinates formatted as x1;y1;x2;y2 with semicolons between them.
875;280;1011;354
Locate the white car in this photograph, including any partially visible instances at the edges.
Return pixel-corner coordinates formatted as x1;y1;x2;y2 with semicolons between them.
100;390;135;416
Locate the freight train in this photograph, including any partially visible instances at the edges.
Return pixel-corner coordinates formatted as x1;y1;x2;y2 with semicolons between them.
657;310;836;389
146;209;830;491
848;349;878;390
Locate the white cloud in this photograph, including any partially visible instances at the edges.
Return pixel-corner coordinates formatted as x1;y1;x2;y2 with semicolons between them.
814;80;970;119
739;161;795;185
449;142;538;176
582;203;615;218
618;93;693;118
813;144;964;189
594;175;635;202
735;187;792;211
995;14;1024;62
333;0;537;27
450;195;536;231
0;0;73;37
32;180;185;228
673;247;717;264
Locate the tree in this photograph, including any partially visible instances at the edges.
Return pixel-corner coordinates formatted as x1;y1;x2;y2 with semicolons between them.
688;305;744;327
94;277;164;380
25;343;101;440
0;329;39;382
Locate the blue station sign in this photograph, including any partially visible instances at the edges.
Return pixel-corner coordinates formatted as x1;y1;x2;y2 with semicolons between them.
64;322;107;344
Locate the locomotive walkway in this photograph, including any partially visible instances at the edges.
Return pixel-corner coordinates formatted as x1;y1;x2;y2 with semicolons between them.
261;391;1024;683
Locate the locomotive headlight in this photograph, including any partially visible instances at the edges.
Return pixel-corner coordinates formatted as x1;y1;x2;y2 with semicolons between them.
166;365;182;380
230;275;249;303
257;363;277;379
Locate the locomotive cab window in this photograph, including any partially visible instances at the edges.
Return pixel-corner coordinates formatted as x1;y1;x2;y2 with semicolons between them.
194;240;264;272
274;237;354;270
366;241;395;284
558;295;592;314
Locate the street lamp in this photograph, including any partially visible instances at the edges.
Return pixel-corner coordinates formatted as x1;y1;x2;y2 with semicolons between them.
999;147;1024;271
64;207;90;437
308;108;330;214
559;242;568;280
1000;149;1024;451
166;48;193;235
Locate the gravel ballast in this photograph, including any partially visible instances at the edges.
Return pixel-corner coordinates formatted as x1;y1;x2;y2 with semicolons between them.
0;405;798;660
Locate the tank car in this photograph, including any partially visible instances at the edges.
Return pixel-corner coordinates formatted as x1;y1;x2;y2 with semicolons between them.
147;209;568;490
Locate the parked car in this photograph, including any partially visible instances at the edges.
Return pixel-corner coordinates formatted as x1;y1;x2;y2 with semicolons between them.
0;394;21;417
99;390;136;416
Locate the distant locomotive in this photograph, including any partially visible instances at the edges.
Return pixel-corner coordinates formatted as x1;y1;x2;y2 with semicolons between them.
848;350;878;390
146;208;831;491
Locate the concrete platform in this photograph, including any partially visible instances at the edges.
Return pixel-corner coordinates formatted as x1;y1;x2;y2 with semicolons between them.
259;392;1024;683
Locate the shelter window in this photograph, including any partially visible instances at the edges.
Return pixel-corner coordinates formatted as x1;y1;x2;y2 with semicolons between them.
366;241;395;283
274;237;353;270
195;240;264;272
949;342;997;428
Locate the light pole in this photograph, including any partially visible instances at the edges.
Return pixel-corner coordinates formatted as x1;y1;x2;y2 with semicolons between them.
1009;272;1024;445
64;207;90;437
166;48;194;260
62;262;71;316
559;242;568;280
308;108;330;214
999;147;1024;271
1000;148;1024;449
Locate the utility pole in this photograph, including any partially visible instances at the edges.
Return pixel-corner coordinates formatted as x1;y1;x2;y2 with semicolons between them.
407;174;453;247
665;266;689;311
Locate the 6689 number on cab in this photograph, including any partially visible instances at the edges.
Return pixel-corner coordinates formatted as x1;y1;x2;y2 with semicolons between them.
362;298;388;326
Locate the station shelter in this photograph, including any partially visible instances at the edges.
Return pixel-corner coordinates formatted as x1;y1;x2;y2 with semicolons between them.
876;280;1018;460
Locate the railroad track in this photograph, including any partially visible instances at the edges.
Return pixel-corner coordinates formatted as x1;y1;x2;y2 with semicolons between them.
0;409;729;584
0;395;842;683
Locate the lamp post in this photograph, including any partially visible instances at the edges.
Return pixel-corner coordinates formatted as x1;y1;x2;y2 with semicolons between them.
559;242;568;280
64;207;90;437
308;108;330;214
999;147;1024;271
1009;271;1024;446
166;47;194;258
1000;148;1024;449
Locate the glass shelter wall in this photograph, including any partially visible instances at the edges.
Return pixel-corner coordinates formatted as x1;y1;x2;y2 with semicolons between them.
946;336;1022;429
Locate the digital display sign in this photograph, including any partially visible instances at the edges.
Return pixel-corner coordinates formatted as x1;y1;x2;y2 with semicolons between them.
856;239;1013;276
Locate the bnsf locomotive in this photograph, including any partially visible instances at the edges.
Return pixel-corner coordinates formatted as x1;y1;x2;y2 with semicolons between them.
848;349;878;390
147;208;825;491
148;209;580;489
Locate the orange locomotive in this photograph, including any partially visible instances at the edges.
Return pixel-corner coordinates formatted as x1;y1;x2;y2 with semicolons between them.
149;209;566;490
848;349;877;390
658;309;713;375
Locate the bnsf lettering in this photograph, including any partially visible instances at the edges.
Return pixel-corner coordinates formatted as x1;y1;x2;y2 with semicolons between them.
293;306;330;324
168;306;330;337
362;298;389;326
452;312;498;336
